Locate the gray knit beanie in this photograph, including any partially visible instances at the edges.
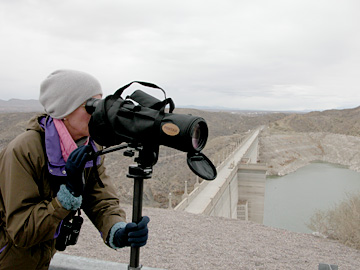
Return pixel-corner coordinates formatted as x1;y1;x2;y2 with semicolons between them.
39;69;103;119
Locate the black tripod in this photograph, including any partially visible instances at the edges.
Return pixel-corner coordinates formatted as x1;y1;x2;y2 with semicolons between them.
93;143;157;270
101;144;157;269
126;147;155;270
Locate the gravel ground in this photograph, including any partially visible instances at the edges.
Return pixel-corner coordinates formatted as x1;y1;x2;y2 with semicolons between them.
60;204;360;270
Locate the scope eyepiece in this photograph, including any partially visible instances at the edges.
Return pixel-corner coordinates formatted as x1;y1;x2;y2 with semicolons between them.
85;98;101;115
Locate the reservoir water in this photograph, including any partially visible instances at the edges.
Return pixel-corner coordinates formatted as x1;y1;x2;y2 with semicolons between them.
263;162;360;233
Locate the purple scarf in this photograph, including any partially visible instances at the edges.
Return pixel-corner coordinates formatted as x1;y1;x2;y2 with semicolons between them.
39;116;100;177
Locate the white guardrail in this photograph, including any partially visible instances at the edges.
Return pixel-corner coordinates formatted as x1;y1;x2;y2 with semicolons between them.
174;128;260;212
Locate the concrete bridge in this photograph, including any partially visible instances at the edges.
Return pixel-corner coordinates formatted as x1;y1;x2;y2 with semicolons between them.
174;126;267;224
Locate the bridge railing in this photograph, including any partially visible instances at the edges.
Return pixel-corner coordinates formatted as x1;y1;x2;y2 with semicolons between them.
202;166;238;216
174;128;259;211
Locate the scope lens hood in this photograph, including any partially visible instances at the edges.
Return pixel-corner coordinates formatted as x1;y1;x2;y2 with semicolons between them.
186;152;217;181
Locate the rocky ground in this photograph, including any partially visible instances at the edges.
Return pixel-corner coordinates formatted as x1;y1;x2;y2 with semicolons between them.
58;125;360;269
61;204;360;270
56;126;360;269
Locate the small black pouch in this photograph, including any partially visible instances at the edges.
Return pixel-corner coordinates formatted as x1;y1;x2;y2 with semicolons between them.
55;209;83;251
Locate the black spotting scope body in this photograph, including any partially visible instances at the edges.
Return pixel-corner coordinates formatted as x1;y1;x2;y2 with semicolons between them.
85;81;217;180
86;90;208;153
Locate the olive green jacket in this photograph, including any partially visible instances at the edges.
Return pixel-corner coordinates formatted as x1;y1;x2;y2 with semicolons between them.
0;114;126;269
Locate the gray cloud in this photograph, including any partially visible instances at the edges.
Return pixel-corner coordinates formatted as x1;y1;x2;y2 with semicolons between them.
1;0;359;111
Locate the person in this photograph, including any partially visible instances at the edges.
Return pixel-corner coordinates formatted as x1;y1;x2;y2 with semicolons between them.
0;69;150;270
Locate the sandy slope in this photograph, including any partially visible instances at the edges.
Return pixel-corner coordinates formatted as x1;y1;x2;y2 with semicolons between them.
60;204;360;270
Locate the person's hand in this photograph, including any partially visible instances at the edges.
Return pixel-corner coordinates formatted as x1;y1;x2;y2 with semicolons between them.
65;145;92;197
113;216;150;248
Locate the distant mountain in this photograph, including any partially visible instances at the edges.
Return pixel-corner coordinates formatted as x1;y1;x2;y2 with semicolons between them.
0;99;306;114
178;104;307;114
0;99;43;113
270;106;360;136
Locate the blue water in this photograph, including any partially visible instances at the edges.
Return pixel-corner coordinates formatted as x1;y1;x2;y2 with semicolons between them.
263;162;360;233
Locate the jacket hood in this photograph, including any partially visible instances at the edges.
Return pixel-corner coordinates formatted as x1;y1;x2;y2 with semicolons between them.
26;113;47;133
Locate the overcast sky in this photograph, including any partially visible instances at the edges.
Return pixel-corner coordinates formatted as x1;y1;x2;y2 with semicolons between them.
1;0;359;111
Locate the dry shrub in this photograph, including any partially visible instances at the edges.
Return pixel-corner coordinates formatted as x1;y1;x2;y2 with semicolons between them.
308;192;360;249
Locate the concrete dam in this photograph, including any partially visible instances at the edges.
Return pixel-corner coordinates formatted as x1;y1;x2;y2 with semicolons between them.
174;127;267;224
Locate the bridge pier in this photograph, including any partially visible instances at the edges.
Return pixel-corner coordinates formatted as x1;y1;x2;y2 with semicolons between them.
237;164;267;223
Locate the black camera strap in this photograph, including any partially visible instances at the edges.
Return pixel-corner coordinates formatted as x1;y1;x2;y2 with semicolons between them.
129;90;175;113
114;81;175;112
114;81;167;100
114;81;175;146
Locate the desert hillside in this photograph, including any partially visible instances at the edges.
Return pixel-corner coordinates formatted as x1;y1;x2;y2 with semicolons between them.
259;106;360;175
2;104;360;205
0;107;287;207
268;106;360;135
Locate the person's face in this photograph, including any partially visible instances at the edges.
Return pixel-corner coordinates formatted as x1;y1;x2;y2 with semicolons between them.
64;94;102;141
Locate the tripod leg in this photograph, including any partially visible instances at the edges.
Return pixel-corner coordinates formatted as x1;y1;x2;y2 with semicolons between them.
129;177;144;269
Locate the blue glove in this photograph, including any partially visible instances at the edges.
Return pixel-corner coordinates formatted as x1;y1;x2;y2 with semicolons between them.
65;145;92;197
113;216;150;248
